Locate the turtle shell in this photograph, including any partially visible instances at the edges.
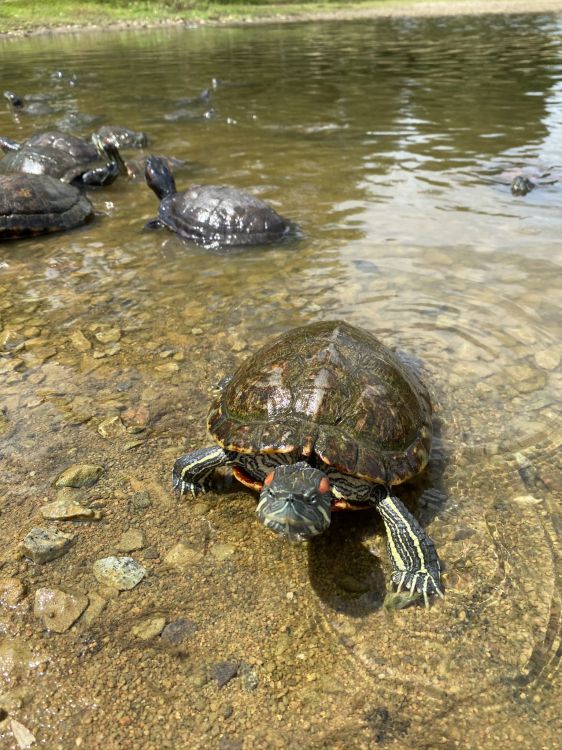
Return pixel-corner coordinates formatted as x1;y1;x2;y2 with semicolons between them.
0;132;101;182
0;174;93;240
159;185;288;247
208;320;432;486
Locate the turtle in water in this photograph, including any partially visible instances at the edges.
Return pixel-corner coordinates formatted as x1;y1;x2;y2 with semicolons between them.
0;132;127;188
93;125;148;150
0;173;93;240
145;155;290;248
490;163;561;196
3;90;55;116
173;320;443;605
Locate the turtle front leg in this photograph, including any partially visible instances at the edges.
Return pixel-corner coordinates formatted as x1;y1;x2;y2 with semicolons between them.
172;446;235;497
77;163;120;188
374;491;443;607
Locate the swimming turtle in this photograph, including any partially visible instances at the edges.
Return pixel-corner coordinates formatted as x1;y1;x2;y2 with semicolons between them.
0;173;93;240
173;320;442;605
93;125;148;150
4;90;55;116
145;156;290;248
490;163;560;196
0;132;126;188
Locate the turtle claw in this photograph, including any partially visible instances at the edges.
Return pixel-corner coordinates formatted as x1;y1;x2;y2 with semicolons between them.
393;569;443;608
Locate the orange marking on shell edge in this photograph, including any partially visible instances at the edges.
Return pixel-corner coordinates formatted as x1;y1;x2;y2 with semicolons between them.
232;466;263;493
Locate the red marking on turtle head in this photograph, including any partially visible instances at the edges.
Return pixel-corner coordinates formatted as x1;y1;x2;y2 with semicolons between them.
264;471;275;486
318;477;330;494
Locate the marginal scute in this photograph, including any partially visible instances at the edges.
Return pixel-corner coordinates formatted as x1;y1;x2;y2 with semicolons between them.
207;320;432;485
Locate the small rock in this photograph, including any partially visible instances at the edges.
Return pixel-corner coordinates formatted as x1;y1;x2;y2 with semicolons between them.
69;330;91;352
55;463;104;488
10;719;36;749
164;543;202;568
92;556;146;590
513;494;543;505
211;661;239;688
40;498;100;521
97;415;126;439
131;616;166;640
80;591;108;627
116;529;145;552
21;527;74;564
34;588;89;633
0;577;26;606
95;328;121;344
0;639;33;680
210;543;236;561
239;663;259;692
534;349;560;371
160;618;199;646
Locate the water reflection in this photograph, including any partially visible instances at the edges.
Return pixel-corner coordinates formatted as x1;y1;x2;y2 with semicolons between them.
0;13;561;750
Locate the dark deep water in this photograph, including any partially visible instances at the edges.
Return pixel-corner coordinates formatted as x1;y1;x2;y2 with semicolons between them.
0;13;560;749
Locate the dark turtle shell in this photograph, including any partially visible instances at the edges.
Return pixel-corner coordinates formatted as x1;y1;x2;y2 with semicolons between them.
0;174;93;240
159;185;288;247
25;132;99;162
208;321;432;486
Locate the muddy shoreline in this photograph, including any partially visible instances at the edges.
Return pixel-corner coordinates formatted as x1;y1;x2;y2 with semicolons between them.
2;0;562;39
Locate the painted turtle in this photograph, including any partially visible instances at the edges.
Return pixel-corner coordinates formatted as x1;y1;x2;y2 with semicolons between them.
145;156;290;248
93;125;148;150
173;320;442;605
3;90;55;116
0;173;93;240
0;132;126;188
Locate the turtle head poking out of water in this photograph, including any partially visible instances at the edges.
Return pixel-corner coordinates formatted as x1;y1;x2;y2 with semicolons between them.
256;462;332;542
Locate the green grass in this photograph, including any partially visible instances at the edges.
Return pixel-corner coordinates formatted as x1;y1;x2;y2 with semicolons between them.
0;1;461;34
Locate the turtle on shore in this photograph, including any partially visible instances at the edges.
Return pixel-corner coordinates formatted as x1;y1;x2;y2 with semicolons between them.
144;155;290;248
173;320;442;605
0;173;93;240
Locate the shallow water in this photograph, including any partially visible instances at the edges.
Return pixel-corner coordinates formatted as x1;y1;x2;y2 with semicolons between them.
0;12;561;750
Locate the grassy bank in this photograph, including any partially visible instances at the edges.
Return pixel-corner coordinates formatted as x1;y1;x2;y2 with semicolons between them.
1;0;561;35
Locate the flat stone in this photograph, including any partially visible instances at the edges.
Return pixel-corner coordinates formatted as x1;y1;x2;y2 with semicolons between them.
97;415;126;439
0;577;26;606
130;616;166;640
95;328;121;344
92;556;146;590
160;618;199;646
534;349;560;371
34;588;89;633
210;543;236;561
21;527;74;563
69;330;92;352
116;528;145;552
211;661;239;688
80;591;108;627
10;719;36;749
513;494;543;505
164;542;202;568
55;463;104;488
39;498;100;521
0;639;33;680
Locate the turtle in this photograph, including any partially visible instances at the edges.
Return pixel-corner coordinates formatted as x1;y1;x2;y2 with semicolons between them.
173;320;443;605
93;125;148;150
0;132;127;188
145;155;290;249
488;163;561;196
4;90;55;116
0;173;93;240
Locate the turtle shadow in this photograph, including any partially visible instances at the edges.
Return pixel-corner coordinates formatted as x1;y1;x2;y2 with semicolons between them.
307;416;449;615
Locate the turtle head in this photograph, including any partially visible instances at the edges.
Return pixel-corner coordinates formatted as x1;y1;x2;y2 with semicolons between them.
4;91;24;109
256;462;332;542
145;155;177;200
511;175;535;196
92;134;128;176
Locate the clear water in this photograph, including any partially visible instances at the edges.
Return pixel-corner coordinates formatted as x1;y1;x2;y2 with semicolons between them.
0;13;560;749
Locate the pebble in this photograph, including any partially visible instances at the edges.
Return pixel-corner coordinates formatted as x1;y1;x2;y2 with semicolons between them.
55;463;104;488
131;616;167;640
160;618;199;646
95;328;121;344
10;719;36;749
21;527;75;564
164;542;202;568
210;543;236;561
34;587;89;633
211;661;239;688
40;498;101;521
534;348;560;370
97;415;126;439
0;577;26;606
80;591;108;627
513;494;543;505
116;529;145;552
0;639;33;680
92;556;146;590
69;330;92;352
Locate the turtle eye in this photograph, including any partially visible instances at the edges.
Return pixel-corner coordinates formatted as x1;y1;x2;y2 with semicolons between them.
264;471;275;486
318;477;330;494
